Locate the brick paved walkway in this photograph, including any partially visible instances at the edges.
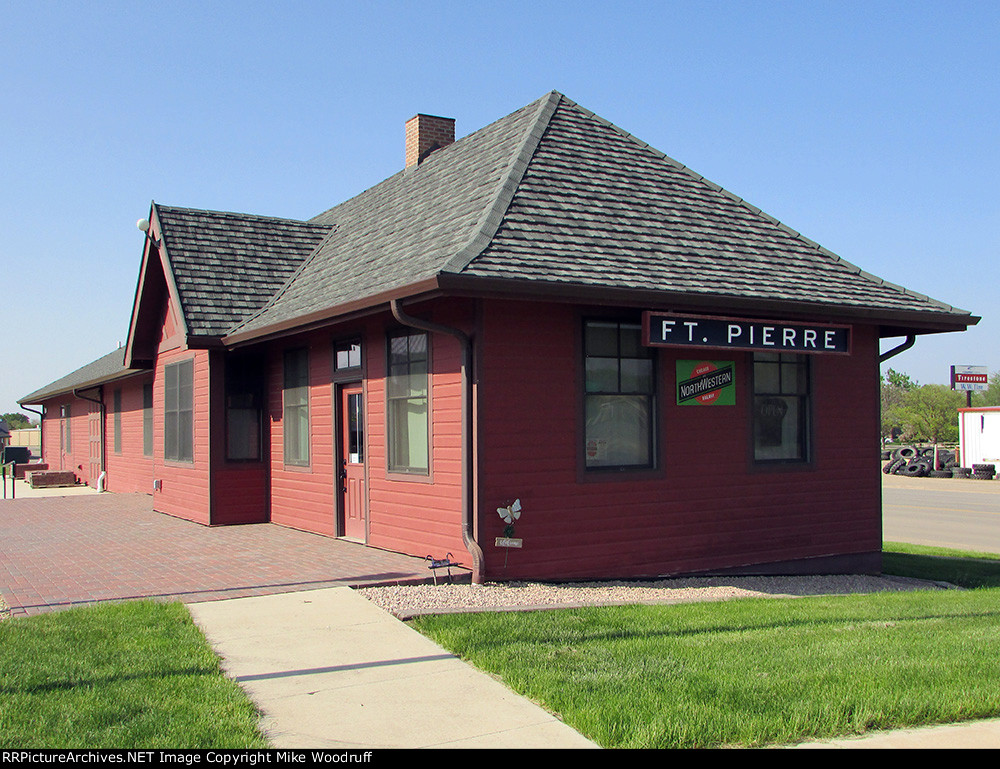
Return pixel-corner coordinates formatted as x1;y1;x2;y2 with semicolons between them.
0;494;435;617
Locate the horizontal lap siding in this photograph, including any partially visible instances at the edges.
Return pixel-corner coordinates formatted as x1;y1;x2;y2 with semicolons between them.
268;334;336;535
478;300;881;581
39;395;88;480
152;348;211;525
211;349;268;525
105;375;154;494
213;465;268;524
367;309;467;562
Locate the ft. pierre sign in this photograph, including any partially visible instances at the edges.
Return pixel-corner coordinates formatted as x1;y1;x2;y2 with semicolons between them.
643;312;851;355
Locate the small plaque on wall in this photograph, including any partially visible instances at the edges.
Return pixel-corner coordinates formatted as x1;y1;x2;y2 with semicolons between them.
495;537;523;548
676;360;736;405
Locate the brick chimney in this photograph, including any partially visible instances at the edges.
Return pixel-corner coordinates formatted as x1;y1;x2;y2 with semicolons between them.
405;113;455;168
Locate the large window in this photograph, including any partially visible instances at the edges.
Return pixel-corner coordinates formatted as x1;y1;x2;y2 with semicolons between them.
226;356;263;461
164;359;194;462
584;320;656;470
283;348;310;466
387;331;428;474
142;383;153;457
112;389;122;454
752;353;810;463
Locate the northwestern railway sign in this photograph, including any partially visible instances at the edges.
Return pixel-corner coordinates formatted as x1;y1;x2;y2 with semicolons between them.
643;312;851;355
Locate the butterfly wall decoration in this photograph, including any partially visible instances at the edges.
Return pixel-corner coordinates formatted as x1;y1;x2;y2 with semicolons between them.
497;498;521;537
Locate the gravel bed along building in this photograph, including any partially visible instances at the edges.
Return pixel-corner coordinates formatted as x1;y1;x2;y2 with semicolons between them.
360;574;944;619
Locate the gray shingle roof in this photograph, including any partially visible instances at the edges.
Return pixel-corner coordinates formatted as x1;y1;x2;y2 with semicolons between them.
225;91;972;339
232;96;547;335
19;348;138;404
463;97;962;316
156;206;332;336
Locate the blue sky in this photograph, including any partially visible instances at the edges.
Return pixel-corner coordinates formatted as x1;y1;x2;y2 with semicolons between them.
1;1;997;415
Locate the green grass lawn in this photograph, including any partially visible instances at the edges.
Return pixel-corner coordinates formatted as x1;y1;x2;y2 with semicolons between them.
411;588;1000;748
2;542;998;749
0;601;268;749
883;541;1000;588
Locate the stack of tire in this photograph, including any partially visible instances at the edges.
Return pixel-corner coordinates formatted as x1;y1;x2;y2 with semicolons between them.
881;446;957;478
972;463;997;481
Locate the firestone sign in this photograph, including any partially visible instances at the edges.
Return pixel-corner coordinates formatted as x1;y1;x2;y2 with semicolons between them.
643;312;851;355
951;365;989;392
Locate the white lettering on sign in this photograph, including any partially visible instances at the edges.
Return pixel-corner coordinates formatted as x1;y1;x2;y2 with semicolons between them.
643;313;850;354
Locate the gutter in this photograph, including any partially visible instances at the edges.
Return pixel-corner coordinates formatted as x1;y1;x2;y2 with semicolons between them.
390;299;484;584
878;335;916;363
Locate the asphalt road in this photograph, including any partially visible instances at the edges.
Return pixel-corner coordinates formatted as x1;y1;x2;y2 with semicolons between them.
882;474;1000;553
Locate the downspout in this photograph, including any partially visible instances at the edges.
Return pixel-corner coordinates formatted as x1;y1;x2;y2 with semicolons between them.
390;299;484;584
74;386;106;491
878;335;916;363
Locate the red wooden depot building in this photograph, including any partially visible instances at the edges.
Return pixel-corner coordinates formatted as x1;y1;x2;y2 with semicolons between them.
20;92;978;582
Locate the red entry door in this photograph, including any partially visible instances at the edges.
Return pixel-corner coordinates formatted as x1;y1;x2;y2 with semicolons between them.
340;385;366;541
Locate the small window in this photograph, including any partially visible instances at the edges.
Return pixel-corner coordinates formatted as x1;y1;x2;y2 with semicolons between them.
387;331;428;474
584;320;656;470
226;356;263;461
164;359;194;463
113;389;122;454
283;348;310;466
335;339;362;371
142;383;153;457
752;353;810;463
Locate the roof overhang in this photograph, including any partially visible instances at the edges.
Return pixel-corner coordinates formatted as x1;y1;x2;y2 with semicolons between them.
220;272;976;352
18;367;149;407
434;274;980;338
223;277;443;348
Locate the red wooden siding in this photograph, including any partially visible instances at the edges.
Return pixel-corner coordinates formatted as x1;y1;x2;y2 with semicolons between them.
151;347;211;525
211;350;269;525
267;330;337;535
104;375;154;494
365;305;467;562
477;299;882;581
39;395;88;482
262;307;469;563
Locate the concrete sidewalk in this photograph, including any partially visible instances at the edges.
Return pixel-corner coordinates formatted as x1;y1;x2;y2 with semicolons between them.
189;587;1000;750
187;587;598;749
